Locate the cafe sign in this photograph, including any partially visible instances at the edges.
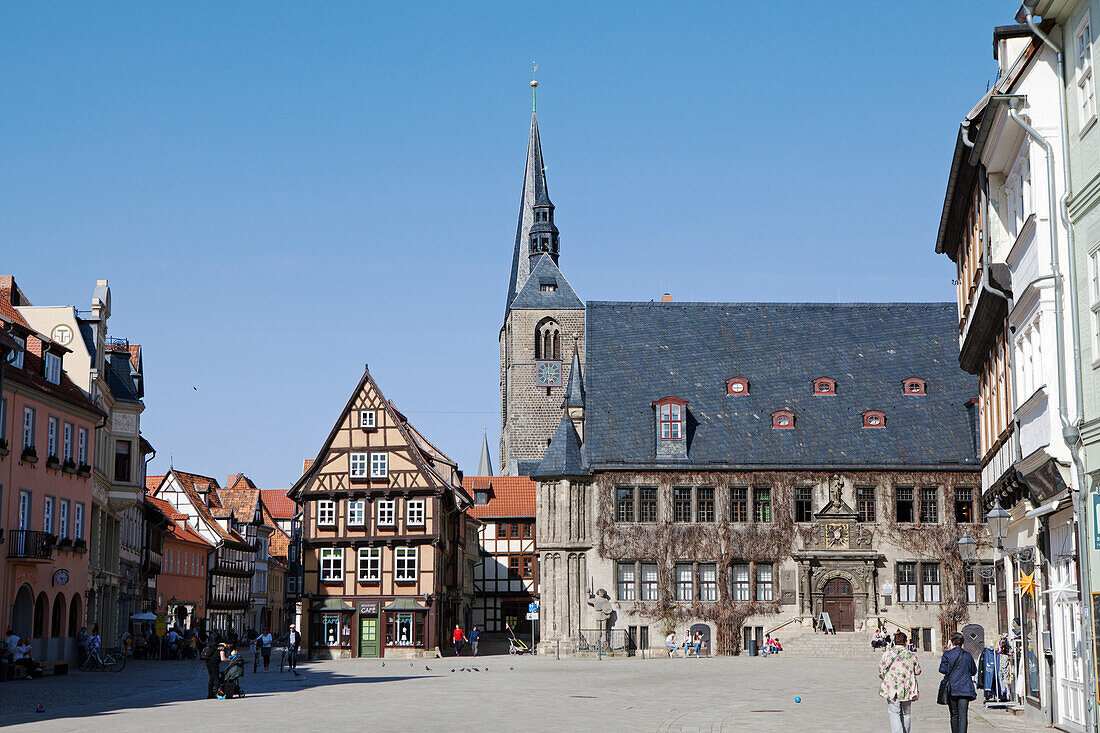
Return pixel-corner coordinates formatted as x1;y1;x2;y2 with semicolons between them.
359;602;378;615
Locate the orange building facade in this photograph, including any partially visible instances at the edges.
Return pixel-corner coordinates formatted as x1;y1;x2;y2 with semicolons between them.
145;496;211;630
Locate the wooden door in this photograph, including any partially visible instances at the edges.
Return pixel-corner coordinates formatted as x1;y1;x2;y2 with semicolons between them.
823;578;855;632
358;616;380;657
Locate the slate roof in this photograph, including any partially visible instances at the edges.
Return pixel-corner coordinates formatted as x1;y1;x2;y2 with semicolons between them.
533;415;588;477
106;351;141;403
505;111;551;314
562;345;585;408
582;301;979;470
463;476;536;519
509;255;583;310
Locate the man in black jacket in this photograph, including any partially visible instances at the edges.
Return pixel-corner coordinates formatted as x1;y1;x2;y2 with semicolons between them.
201;633;225;699
939;631;978;733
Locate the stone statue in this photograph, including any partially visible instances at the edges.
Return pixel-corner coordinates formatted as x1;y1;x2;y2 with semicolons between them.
588;588;613;633
829;474;844;506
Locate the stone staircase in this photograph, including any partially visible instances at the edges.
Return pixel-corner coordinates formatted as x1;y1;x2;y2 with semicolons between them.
769;630;881;659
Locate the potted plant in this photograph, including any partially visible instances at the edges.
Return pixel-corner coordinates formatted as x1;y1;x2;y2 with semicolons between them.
46;454;61;469
58;537;73;551
77;462;91;477
20;446;37;463
63;459;77;473
73;538;87;553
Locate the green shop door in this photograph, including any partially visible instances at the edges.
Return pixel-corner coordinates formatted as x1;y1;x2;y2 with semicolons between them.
358;602;380;658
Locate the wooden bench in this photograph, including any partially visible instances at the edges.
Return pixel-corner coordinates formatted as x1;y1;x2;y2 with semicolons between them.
38;660;68;676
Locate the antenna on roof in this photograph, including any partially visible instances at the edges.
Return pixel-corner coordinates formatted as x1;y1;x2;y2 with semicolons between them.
531;62;539;112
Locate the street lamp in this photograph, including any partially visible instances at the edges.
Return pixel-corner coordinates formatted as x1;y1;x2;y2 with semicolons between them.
957;531;977;562
985;501;1010;549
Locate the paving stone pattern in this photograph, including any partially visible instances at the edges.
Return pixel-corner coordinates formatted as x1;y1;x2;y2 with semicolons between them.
1;655;1042;732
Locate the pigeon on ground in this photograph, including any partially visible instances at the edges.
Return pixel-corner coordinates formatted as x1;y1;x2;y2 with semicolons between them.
450;669;455;673
425;666;431;671
410;662;414;667
381;662;385;667
509;667;514;670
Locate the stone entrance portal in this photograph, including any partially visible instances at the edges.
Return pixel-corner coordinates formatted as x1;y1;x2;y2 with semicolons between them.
823;577;855;632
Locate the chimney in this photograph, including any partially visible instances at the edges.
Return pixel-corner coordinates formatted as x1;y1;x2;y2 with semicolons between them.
661;293;673;302
303;458;314;474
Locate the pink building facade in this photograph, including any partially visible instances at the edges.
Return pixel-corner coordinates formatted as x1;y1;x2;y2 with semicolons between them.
1;286;102;662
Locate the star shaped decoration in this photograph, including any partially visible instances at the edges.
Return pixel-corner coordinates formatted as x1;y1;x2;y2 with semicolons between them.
1042;575;1078;606
1016;571;1039;599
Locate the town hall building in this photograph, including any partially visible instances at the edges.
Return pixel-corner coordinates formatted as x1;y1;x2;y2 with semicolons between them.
499;106;997;655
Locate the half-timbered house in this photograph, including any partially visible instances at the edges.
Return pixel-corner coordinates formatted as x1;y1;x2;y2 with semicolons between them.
289;367;474;659
464;476;538;634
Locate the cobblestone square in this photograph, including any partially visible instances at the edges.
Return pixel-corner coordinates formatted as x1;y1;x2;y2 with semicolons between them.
1;655;1041;732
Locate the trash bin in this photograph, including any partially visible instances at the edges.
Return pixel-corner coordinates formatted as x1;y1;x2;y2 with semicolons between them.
747;639;758;656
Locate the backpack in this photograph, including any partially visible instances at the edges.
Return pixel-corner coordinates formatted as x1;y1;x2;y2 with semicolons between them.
201;643;218;661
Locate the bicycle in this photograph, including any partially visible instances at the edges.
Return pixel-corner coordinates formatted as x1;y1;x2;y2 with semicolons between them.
278;645;298;674
81;646;126;672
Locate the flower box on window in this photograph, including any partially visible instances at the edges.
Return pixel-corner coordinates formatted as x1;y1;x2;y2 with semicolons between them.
46;454;61;469
77;463;91;477
63;459;77;473
58;537;74;550
73;538;87;553
21;446;38;463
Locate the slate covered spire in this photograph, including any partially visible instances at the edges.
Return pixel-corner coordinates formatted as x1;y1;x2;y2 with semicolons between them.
478;430;494;477
561;343;585;409
505;110;559;314
532;413;587;479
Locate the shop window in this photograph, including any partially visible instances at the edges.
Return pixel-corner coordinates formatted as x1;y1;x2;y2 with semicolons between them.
386;612;424;648
321;614;341;646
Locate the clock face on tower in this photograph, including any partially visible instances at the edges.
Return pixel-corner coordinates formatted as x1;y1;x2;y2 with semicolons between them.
535;360;562;387
825;523;850;549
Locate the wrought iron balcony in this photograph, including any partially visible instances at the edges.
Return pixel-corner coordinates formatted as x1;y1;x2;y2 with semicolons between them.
7;530;54;560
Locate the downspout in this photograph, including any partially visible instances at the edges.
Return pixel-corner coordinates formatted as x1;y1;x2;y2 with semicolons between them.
1009;92;1095;728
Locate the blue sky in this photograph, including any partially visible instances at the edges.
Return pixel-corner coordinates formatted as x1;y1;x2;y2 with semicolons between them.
1;1;1010;487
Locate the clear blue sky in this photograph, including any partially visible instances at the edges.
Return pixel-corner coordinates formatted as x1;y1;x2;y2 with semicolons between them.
1;1;1011;488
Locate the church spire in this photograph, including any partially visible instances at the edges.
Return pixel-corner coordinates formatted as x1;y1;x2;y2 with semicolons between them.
505;105;559;314
478;430;494;476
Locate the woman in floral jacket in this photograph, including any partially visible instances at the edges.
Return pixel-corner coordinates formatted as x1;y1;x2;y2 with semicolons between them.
880;630;921;733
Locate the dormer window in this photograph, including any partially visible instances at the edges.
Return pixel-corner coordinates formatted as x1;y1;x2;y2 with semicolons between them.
903;378;927;395
540;280;557;293
11;335;25;370
653;397;686;440
475;491;489;505
812;377;836;395
862;410;886;428
772;410;795;429
726;378;749;396
44;351;62;384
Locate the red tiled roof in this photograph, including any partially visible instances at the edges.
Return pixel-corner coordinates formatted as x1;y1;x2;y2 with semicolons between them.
260;489;297;519
217;485;260;522
146;496;211;547
462;476;536;519
153;469;250;547
146;475;165;493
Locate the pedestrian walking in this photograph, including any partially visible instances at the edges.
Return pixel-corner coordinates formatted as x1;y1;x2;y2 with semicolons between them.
285;625;302;674
939;631;977;733
258;628;274;671
468;626;481;656
880;630;921;733
201;633;225;699
452;625;467;656
76;626;88;666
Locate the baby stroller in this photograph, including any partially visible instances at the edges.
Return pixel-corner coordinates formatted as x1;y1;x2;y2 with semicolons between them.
217;654;246;699
507;628;533;655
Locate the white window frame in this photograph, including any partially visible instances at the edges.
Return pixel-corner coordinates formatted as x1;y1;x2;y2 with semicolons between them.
320;547;343;582
11;336;24;370
347;499;365;526
63;422;73;462
406;499;425;527
349;452;368;479
43;496;54;534
394;546;418;582
44;352;61;384
357;547;381;582
1005;145;1032;240
317;499;336;527
1076;12;1096;130
359;410;376;429
370;452;388;479
1090;245;1100;364
60;499;70;539
18;490;30;529
377;499;395;526
47;416;58;458
78;427;87;465
22;406;35;449
755;563;774;601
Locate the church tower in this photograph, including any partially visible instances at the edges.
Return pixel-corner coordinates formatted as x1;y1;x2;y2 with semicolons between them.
500;103;585;476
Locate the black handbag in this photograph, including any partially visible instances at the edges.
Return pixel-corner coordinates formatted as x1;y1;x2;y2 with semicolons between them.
938;650;964;705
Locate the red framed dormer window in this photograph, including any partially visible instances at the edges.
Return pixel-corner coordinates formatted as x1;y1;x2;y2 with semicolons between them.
903;378;927;396
772;410;795;429
812;377;836;396
862;410;886;428
653;397;686;440
726;377;749;396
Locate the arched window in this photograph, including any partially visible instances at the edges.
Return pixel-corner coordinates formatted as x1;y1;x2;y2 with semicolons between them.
33;592;48;638
51;593;66;637
535;318;561;360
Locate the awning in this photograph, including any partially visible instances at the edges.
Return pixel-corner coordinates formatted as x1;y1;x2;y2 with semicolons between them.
383;598;428;612
309;598;355;613
1024;491;1068;519
130;612;157;621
